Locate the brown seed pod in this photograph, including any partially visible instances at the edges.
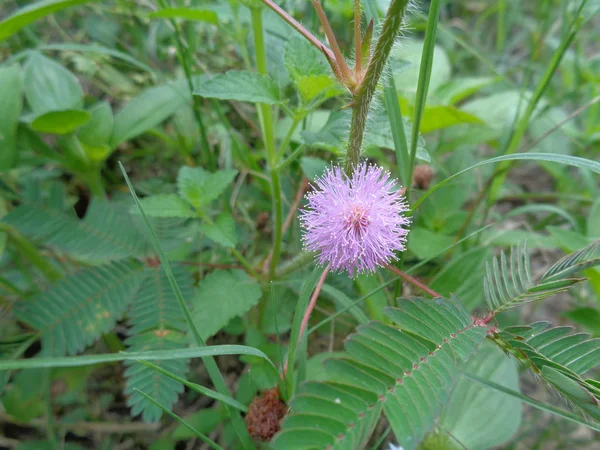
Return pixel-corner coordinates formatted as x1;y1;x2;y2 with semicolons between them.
245;387;287;442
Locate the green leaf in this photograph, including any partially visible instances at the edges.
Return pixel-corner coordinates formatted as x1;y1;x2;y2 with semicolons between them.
148;8;218;24
392;39;451;96
273;298;487;450
78;101;114;147
433;76;497;105
0;0;96;42
419;104;483;134
132;194;196;218
14;260;146;356
172;409;223;440
408;228;454;260
563;307;600;335
2;200;148;264
299;156;327;181
284;38;329;80
14;441;85;450
493;322;600;422
30;109;90;134
192;270;261;340
24;52;84;114
296;74;341;102
122;266;195;423
177;167;238;209
111;82;190;147
1;369;45;421
199;212;238;248
0;65;23;171
484;243;585;314
438;345;521;450
193;71;282;104
541;239;600;283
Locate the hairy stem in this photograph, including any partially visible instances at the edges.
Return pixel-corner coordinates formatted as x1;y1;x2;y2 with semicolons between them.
346;0;410;172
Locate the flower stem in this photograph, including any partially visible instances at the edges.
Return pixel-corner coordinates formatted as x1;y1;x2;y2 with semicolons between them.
283;264;330;376
250;7;284;281
346;0;410;173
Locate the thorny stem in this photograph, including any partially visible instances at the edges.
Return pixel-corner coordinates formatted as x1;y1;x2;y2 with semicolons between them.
346;0;410;173
283;264;330;376
354;0;362;75
386;265;441;298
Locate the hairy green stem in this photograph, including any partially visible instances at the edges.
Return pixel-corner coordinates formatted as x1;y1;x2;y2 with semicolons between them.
346;0;410;173
250;7;284;280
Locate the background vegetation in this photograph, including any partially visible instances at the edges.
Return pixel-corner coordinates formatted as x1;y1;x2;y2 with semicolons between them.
0;0;599;449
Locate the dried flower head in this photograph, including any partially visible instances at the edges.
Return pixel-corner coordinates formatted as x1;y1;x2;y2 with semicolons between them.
300;163;410;277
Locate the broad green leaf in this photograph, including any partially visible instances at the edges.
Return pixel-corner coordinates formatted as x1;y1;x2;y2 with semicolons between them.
438;345;521;450
299;156;327;181
111;82;189;147
296;74;341;102
132;194;196;218
433;76;497;105
563;307;600;335
78;101;114;147
2;369;45;421
192;270;261;340
0;0;96;42
177;167;238;209
194;71;282;104
149;8;218;24
24;52;84;114
419;104;483;133
284;37;329;81
0;65;23;170
30;109;90;134
408;227;454;260
392;39;451;96
301;110;349;152
199;212;238;248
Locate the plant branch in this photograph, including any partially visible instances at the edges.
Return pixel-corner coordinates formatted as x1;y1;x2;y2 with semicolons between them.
346;0;410;172
386;265;441;298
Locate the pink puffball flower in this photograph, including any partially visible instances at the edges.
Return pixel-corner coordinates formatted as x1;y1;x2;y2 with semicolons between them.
300;163;410;277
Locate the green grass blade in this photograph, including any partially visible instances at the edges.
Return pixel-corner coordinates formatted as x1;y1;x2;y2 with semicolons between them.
488;0;589;202
363;0;410;186
463;373;600;433
0;345;276;370
134;389;225;450
412;153;600;211
118;162;256;450
136;360;248;412
407;0;442;198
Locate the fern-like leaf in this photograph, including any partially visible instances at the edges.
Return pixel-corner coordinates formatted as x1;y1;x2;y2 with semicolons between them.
484;243;586;314
492;322;600;421
272;298;487;450
124;265;193;422
541;239;600;282
14;260;146;356
3;201;147;264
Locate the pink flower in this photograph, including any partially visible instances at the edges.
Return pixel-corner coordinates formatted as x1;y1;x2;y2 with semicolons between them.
300;163;410;277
